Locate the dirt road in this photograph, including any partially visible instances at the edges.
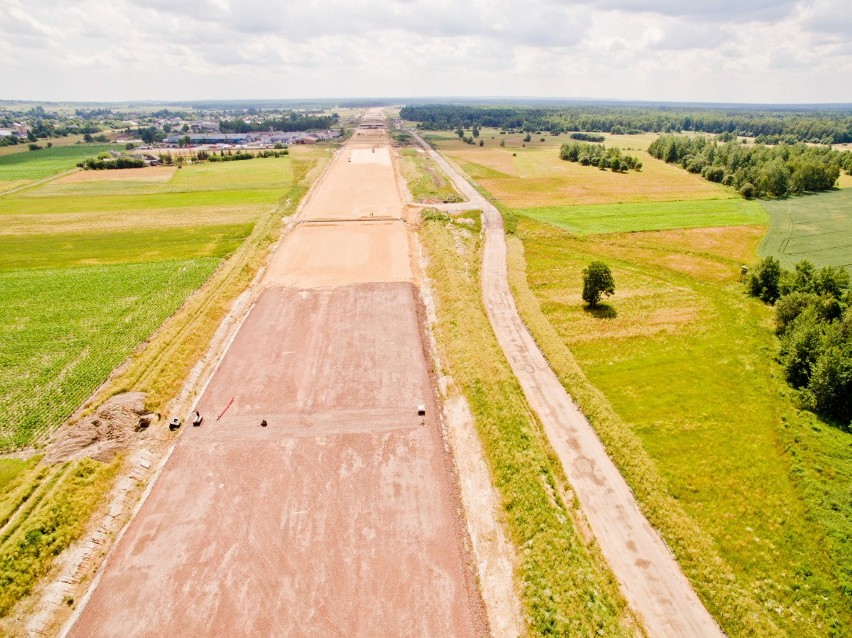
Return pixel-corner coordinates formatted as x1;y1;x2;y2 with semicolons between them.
420;134;724;637
64;117;487;637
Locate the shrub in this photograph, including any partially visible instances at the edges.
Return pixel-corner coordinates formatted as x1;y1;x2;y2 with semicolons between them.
748;256;782;303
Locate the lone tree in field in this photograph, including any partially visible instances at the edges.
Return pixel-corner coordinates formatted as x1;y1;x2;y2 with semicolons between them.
582;261;615;307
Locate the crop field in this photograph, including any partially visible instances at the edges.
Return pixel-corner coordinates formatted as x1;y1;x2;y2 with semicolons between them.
433;140;734;208
398;147;461;203
0;145;119;190
421;217;637;636
517;198;766;235
509;217;852;636
759;188;852;272
0;259;219;449
0;151;321;451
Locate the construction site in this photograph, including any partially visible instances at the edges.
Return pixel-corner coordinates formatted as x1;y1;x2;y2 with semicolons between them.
63;111;489;636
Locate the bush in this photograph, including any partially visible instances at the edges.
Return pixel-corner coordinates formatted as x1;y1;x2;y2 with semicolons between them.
779;308;826;388
775;291;822;335
739;182;755;199
748;256;782;303
807;343;852;425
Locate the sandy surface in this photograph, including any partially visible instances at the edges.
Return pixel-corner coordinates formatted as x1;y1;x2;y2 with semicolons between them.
424;132;724;637
262;221;413;288
68;284;483;637
299;157;402;219
66;120;487;638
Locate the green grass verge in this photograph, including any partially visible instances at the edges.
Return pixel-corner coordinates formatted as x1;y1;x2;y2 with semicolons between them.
422;218;639;637
0;223;253;270
759;189;852;273
0;145;120;182
0;457;120;617
517;198;767;235
0;258;220;450
509;217;852;636
399;148;462;203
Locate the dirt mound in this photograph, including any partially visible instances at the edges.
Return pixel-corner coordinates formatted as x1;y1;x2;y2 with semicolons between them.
46;393;157;463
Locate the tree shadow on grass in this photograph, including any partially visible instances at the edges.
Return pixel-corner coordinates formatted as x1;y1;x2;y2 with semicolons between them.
583;303;618;319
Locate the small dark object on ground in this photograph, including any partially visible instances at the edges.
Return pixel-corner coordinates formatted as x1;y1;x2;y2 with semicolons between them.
260;419;268;427
192;411;203;427
169;417;181;431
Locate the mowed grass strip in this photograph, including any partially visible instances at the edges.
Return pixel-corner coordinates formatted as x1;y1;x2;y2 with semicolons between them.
759;188;852;272
0;223;253;270
0;145;120;182
511;217;852;637
0;258;220;450
518;198;767;235
422;218;639;637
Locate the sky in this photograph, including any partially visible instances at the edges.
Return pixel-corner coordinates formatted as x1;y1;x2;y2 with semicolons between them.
1;0;851;104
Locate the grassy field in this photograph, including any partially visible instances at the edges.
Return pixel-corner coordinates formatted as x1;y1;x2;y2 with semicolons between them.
510;217;852;636
518;198;766;234
432;136;735;208
759;188;852;273
421;217;639;636
0;145;120;189
0;150;323;451
397;147;461;203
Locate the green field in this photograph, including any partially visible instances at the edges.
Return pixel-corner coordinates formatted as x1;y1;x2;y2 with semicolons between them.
0;145;119;185
759;188;852;273
0;154;311;451
518;198;767;234
0;260;219;449
510;218;852;636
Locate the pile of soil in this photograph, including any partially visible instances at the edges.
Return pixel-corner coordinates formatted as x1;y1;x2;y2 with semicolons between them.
46;393;158;463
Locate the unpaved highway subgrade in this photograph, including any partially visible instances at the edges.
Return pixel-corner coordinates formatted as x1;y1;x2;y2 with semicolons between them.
64;122;487;637
422;136;725;637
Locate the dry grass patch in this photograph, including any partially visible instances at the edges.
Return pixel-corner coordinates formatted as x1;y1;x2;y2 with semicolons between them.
0;205;265;237
441;145;735;208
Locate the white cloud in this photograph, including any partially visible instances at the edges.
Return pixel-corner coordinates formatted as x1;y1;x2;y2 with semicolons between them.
0;0;849;102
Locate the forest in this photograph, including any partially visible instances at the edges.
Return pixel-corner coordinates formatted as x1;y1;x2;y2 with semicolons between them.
400;104;852;144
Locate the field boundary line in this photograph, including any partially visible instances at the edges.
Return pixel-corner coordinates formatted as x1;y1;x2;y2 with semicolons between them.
0;167;80;198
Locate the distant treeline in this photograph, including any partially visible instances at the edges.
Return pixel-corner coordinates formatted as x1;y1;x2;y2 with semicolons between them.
648;135;852;198
219;113;337;133
400;105;852;144
559;142;642;172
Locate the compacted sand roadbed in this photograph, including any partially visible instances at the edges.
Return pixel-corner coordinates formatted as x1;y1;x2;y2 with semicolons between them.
66;122;487;637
